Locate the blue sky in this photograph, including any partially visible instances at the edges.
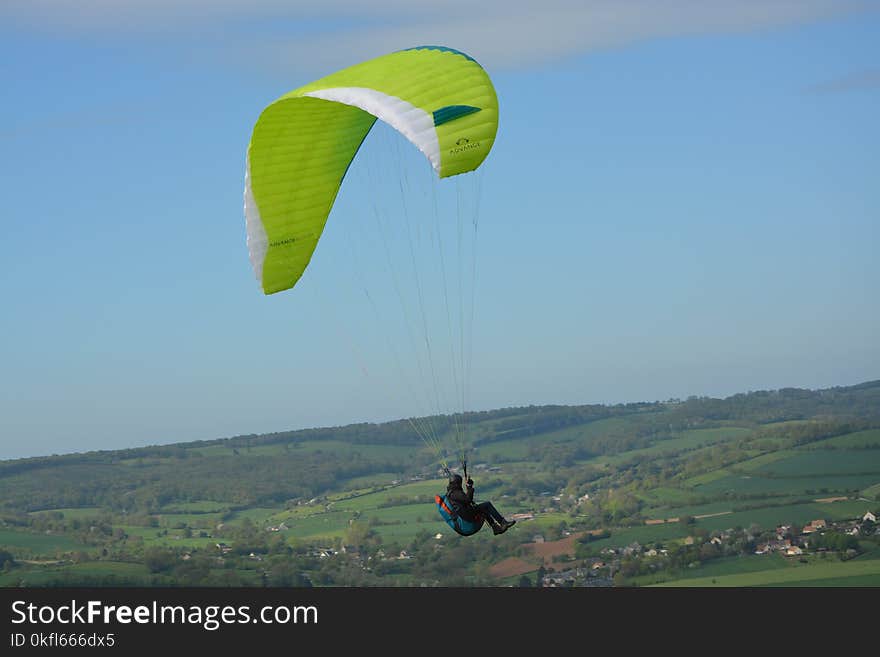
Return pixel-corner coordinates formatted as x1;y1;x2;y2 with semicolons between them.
1;2;878;459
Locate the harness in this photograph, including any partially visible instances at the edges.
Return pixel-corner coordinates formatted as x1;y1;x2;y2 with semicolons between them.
435;493;485;537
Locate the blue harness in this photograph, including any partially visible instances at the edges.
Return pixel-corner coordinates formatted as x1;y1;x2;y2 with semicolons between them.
435;493;485;537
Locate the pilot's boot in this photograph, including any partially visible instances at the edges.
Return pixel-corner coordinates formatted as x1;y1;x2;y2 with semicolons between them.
494;519;516;535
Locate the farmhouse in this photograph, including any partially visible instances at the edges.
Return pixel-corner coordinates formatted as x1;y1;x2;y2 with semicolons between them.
802;519;827;534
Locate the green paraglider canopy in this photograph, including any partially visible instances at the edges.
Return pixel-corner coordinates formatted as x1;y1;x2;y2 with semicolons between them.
244;46;499;295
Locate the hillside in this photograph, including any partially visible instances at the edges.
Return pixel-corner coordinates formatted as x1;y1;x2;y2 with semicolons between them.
1;380;879;587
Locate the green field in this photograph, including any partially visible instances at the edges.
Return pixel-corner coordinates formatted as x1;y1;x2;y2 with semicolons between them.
160;501;228;513
29;507;104;520
642;501;734;520
476;416;649;461
330;479;447;512
157;512;225;528
632;553;791;585
0;528;87;555
605;427;754;465
577;523;690;552
695;473;879;496
0;561;151;586
651;557;880;586
750;449;880;476
799;429;880;450
116;525;219;549
694;501;866;532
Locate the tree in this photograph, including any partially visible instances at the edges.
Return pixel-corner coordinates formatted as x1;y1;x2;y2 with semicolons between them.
143;547;176;574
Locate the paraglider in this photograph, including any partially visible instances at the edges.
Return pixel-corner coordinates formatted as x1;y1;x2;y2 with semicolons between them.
436;473;516;536
244;45;497;294
244;46;509;537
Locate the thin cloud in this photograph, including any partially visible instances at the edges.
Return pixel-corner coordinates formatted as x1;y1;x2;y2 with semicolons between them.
248;1;876;73
805;69;880;94
3;1;876;71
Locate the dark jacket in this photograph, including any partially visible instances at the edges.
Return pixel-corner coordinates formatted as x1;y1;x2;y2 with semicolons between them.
446;480;477;521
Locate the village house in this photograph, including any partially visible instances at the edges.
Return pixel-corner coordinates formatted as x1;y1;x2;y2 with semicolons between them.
622;542;642;556
802;519;827;534
756;539;791;555
542;568;588;587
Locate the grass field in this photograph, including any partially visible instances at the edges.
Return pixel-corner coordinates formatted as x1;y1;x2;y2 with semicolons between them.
799;429;880;450
116;525;219;549
157;512;225;528
476;416;649;461
651;557;880;586
638;487;702;508
29;507;104;520
577;523;690;552
681;450;796;488
339;472;406;489
750;449;880;476
631;553;791;585
160;501;228;513
225;507;284;524
0;528;87;555
280;511;352;541
604;428;754;466
695;473;879;496
0;561;151;586
330;479;447;512
642;500;734;520
693;501;867;532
